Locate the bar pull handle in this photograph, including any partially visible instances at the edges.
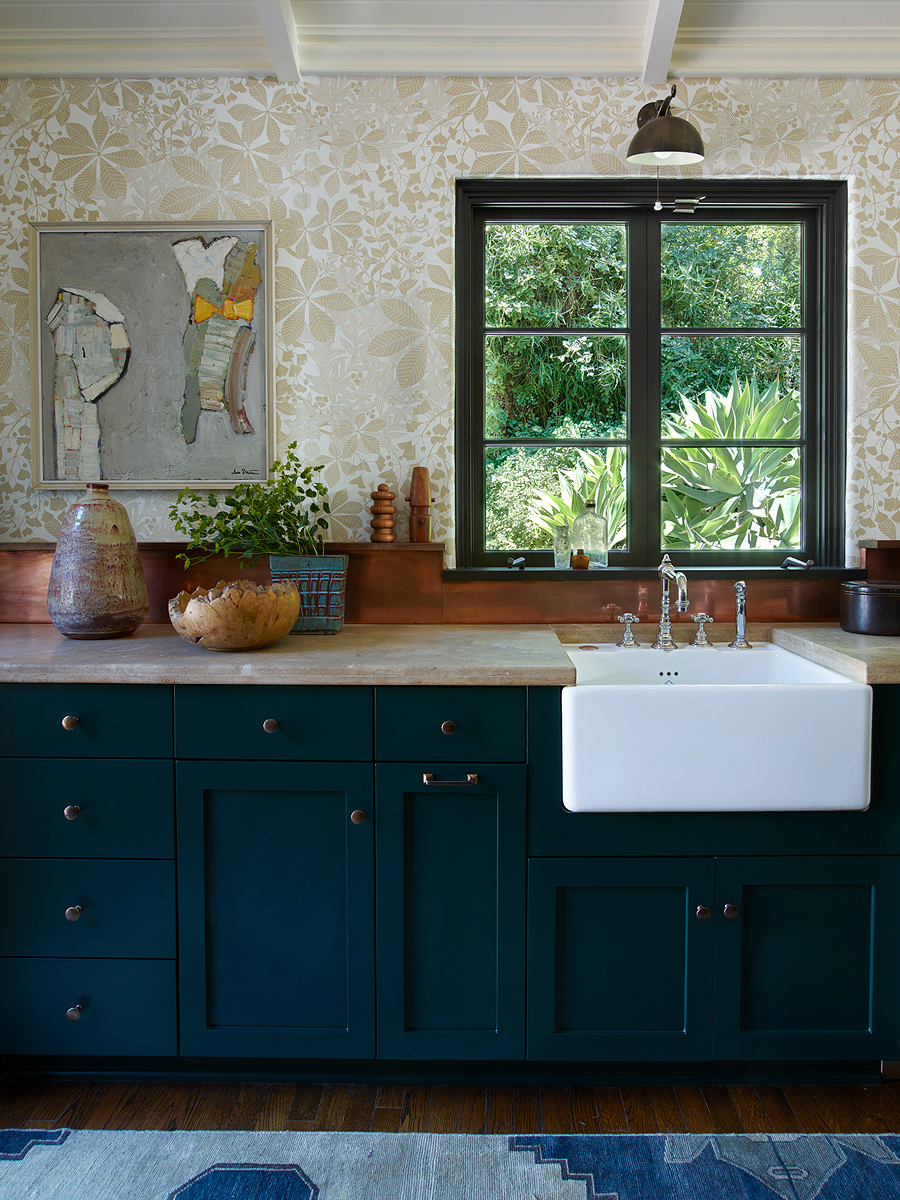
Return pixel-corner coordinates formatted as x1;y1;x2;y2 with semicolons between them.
422;773;478;786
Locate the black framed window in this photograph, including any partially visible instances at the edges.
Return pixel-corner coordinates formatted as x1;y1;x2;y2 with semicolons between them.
455;179;847;568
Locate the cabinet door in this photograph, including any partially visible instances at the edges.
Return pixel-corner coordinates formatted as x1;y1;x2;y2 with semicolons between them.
527;858;716;1061
375;763;526;1059
713;856;900;1060
177;760;374;1057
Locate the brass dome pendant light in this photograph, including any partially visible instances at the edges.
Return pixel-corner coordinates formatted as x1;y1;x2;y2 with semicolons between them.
626;84;704;166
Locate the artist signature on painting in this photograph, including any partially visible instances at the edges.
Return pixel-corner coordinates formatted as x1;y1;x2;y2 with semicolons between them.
232;468;261;476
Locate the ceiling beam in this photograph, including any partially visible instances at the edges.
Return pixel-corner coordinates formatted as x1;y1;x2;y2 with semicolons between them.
641;0;685;86
254;0;301;81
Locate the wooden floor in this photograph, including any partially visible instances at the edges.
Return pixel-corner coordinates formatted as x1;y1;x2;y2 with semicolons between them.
3;1079;900;1135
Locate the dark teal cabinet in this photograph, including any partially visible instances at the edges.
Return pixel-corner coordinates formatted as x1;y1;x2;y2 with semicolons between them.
375;763;527;1059
527;857;716;1061
528;854;900;1063
177;759;375;1058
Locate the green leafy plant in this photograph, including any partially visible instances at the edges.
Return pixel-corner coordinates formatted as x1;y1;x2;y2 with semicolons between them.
530;447;628;549
169;442;330;569
661;376;802;550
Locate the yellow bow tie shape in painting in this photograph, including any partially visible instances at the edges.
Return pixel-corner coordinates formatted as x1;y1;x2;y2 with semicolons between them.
194;295;255;324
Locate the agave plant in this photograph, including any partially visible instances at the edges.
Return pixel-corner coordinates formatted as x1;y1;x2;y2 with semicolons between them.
530;447;627;549
661;376;802;550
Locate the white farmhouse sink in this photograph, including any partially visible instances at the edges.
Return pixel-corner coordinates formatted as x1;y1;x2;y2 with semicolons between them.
562;643;872;813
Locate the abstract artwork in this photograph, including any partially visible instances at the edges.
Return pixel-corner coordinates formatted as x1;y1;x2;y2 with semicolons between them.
29;221;274;488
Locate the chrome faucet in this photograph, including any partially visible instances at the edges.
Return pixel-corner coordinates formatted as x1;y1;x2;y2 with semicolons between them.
729;580;752;648
652;554;689;650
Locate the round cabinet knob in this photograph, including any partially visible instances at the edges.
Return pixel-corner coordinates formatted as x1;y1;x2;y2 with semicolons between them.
66;1004;83;1022
441;720;457;735
63;805;82;821
65;905;83;922
723;903;741;920
262;719;279;733
61;715;79;731
695;905;712;921
350;810;367;825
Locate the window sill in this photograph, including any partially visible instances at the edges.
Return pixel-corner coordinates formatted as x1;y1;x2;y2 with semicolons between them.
443;567;866;582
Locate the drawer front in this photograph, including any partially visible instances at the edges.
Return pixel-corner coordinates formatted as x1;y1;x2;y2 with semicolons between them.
0;684;173;759
1;759;174;858
0;958;176;1056
175;685;372;760
0;860;176;958
376;687;526;762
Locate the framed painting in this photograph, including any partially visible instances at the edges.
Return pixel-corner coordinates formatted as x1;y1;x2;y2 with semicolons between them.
29;220;274;488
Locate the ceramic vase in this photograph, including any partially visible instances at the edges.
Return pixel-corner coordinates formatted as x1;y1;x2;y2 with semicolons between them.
47;484;149;639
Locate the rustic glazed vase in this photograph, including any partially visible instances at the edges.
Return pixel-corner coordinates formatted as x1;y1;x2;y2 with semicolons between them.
47;484;149;639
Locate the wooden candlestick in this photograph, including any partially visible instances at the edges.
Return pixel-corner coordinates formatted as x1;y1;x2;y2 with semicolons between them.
369;483;396;543
406;466;432;543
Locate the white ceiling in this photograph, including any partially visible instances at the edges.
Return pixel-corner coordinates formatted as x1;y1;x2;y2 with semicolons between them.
1;0;899;83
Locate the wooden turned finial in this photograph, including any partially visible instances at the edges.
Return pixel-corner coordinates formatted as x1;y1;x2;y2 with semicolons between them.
369;483;396;543
406;466;433;543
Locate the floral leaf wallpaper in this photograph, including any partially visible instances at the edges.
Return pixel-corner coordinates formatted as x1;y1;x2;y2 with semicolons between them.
1;72;899;561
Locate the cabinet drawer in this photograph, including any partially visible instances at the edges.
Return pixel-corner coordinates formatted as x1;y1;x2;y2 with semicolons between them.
0;958;176;1056
0;684;173;759
1;759;174;858
375;687;526;762
175;685;372;760
0;860;176;958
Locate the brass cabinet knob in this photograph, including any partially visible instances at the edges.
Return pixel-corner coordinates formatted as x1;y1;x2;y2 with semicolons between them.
63;805;82;821
695;905;712;921
65;905;83;922
61;715;79;731
724;903;741;920
66;1004;83;1022
350;810;367;824
262;718;279;733
441;720;457;735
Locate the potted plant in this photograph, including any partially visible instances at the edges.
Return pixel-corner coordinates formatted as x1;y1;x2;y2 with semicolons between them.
169;442;348;632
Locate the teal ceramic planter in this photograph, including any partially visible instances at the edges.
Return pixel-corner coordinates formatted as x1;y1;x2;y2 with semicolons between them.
268;554;348;633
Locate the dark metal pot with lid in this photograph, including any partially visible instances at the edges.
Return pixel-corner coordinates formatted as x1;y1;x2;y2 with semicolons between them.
840;580;900;636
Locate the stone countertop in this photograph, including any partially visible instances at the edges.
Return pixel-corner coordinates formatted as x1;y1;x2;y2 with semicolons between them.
2;621;899;687
0;623;576;687
771;625;900;685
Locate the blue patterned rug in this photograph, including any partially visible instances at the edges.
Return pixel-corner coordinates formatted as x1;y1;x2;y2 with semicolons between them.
3;1129;900;1199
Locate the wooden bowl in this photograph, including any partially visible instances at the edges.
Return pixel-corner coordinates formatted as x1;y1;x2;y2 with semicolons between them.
168;579;300;651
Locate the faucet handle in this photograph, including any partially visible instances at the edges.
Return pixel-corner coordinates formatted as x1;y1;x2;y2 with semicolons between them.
617;613;640;647
690;613;714;647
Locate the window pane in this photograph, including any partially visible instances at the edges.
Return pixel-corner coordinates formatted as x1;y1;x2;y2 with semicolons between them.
662;445;802;550
661;336;801;430
661;223;802;329
485;444;628;552
486;335;627;439
485;223;627;329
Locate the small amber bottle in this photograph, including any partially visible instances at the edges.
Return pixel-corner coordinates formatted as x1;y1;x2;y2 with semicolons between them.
571;547;590;569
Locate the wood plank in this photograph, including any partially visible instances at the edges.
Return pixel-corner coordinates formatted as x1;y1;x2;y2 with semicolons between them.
515;1087;542;1134
805;1085;892;1135
870;1082;900;1132
428;1087;458;1134
648;1087;687;1133
456;1086;486;1134
569;1086;597;1134
254;1084;297;1131
539;1087;573;1135
701;1086;744;1134
674;1086;713;1134
621;1086;658;1133
754;1086;803;1134
375;1085;406;1109
370;1106;402;1133
593;1087;629;1134
726;1085;772;1134
227;1085;279;1131
780;1085;831;1133
53;1082;122;1130
399;1087;431;1133
1;1080;70;1126
15;1081;85;1129
286;1084;324;1125
485;1086;516;1135
332;1085;378;1133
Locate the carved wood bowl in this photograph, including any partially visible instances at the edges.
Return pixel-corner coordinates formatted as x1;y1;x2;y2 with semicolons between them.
168;579;300;651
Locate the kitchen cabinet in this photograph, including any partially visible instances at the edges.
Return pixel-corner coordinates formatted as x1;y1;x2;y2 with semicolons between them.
527;855;900;1063
0;684;177;1057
